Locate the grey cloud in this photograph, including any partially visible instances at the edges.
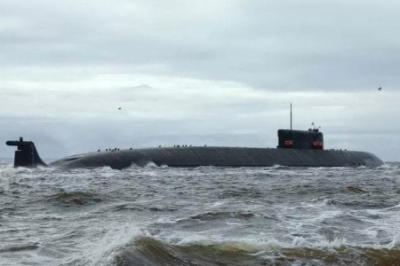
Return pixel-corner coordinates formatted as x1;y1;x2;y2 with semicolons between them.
0;0;399;90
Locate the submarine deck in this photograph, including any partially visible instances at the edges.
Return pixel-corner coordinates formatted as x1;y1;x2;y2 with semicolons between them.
49;146;384;170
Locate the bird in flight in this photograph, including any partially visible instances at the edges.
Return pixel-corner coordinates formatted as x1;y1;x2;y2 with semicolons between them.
118;107;122;110
378;87;382;91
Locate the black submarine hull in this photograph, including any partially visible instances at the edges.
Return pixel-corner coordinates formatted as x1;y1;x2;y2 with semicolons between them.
49;146;384;170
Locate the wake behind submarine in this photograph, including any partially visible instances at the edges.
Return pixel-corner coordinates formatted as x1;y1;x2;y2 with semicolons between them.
6;113;384;170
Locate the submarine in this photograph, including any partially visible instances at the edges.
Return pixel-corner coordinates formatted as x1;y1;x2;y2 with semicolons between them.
5;107;384;169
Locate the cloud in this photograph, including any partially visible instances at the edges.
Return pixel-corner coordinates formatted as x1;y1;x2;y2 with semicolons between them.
1;0;399;90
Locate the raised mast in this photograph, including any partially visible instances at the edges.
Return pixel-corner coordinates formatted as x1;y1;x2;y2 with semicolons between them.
290;103;293;130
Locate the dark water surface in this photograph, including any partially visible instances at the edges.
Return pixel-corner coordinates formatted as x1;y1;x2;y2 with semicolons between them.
1;161;400;265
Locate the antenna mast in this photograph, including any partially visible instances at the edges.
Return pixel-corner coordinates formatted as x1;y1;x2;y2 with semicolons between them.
290;103;293;130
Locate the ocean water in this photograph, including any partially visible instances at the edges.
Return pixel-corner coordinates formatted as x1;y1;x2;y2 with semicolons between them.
1;161;400;266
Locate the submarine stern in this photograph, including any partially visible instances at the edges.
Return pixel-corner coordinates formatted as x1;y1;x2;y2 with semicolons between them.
6;137;47;168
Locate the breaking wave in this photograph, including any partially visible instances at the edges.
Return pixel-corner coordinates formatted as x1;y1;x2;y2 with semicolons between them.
113;236;400;266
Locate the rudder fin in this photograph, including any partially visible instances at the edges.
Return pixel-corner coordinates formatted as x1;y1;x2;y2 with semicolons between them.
6;137;47;167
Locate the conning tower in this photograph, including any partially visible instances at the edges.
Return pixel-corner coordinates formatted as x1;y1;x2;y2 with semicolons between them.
278;103;324;149
277;128;323;149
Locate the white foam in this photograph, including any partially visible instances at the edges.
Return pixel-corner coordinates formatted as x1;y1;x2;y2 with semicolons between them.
81;219;145;266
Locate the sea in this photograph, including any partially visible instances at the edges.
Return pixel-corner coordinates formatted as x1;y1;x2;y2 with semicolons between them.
1;161;400;266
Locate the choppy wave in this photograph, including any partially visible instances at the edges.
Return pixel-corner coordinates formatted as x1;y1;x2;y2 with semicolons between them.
2;161;400;266
0;243;39;253
46;191;102;205
188;211;255;221
113;236;400;266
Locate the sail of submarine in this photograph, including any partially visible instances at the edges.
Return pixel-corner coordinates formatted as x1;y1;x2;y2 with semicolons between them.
6;104;384;169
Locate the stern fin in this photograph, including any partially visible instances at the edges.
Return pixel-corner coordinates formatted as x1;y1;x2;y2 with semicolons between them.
6;137;47;167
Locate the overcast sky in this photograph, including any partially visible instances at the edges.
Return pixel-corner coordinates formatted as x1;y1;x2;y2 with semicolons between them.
1;0;399;161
